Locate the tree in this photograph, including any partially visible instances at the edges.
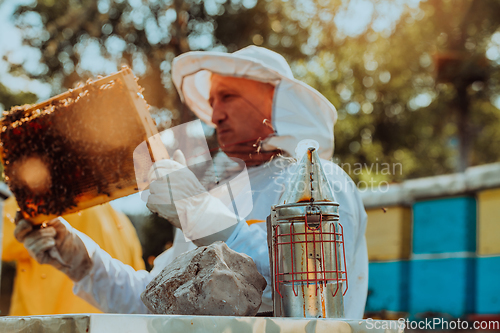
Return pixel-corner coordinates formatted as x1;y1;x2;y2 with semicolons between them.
0;83;37;111
6;0;500;186
289;0;500;184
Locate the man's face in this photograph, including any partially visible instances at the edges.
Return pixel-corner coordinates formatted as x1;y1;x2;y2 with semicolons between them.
209;74;278;166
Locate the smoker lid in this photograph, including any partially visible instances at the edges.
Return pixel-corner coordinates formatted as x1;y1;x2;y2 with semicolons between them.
278;147;336;205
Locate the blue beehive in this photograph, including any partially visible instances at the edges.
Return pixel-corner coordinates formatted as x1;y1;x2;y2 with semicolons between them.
476;256;500;314
409;258;475;318
413;196;476;254
366;261;409;313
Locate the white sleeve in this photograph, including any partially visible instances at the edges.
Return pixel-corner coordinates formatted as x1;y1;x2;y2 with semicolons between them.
325;162;369;319
225;220;273;312
344;232;368;318
341;188;368;319
73;247;153;314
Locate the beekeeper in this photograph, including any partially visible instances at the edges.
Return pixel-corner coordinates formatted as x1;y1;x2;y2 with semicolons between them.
14;46;368;318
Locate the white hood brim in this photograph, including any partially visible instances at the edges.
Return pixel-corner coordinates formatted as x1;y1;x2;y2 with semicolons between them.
171;47;338;160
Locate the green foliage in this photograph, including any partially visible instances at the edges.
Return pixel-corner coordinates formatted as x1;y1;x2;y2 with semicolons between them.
291;0;500;183
0;83;37;110
6;0;500;185
4;0;500;266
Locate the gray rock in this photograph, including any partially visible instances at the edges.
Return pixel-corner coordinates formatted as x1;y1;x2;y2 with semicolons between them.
141;241;267;316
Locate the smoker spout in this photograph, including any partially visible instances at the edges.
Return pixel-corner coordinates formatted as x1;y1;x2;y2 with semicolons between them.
279;147;336;205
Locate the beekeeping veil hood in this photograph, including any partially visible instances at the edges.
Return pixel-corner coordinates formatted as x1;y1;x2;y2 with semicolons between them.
172;46;338;160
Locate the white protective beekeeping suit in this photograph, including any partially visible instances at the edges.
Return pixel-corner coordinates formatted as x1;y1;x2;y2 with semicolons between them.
73;46;368;318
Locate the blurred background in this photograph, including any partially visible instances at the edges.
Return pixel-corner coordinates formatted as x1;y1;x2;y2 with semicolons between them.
0;0;499;327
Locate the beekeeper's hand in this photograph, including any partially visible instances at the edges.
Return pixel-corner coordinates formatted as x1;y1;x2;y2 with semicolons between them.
14;216;96;282
146;150;197;229
147;150;239;246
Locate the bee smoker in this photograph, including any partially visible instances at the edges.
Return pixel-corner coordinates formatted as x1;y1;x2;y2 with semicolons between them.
267;147;347;318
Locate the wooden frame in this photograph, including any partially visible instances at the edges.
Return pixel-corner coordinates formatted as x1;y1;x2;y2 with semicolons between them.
1;67;169;224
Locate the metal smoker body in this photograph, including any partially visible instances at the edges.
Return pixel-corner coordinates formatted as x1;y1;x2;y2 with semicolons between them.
268;147;347;318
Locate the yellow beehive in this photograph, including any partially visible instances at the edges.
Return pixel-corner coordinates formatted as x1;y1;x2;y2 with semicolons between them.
477;187;500;255
365;206;411;261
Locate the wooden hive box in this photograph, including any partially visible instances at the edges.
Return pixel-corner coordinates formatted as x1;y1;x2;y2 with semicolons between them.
0;68;168;223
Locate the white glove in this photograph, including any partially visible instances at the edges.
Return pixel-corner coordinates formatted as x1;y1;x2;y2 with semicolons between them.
146;150;239;246
14;216;96;282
